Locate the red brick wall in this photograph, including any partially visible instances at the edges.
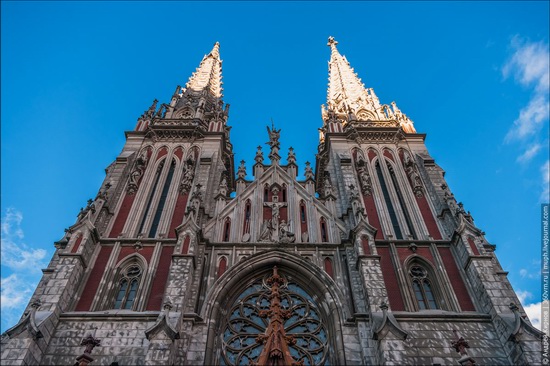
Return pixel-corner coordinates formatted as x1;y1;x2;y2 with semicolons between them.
168;194;188;238
146;245;174;310
438;247;476;311
75;246;113;311
377;246;405;311
363;195;383;239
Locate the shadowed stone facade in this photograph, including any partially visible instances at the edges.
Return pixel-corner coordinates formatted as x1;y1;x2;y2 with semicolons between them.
1;38;544;365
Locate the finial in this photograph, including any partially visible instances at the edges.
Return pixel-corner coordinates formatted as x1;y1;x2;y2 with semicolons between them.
327;36;338;47
210;42;221;59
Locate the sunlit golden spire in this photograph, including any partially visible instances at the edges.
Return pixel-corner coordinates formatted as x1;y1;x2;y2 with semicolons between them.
323;37;416;133
185;42;223;99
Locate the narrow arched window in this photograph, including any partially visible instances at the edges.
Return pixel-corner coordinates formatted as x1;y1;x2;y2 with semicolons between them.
375;161;403;239
387;162;417;239
149;159;176;237
114;265;142;310
282;185;287;202
264;186;269;202
223;218;231;242
409;265;438;310
300;201;307;223
320;218;328;242
243;201;251;235
138;159;165;235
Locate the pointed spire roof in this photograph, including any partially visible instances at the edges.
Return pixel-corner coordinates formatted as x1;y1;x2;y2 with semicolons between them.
326;36;368;111
185;42;223;99
323;37;416;133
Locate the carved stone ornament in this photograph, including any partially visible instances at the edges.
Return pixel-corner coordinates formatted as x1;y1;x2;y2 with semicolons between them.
179;159;195;195
254;146;264;164
127;150;149;194
237;160;247;179
451;330;476;366
356;161;372;196
81;335;101;355
404;156;424;197
304;161;314;180
323;172;334;197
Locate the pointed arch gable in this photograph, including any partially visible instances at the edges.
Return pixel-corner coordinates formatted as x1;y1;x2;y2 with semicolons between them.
202;249;349;365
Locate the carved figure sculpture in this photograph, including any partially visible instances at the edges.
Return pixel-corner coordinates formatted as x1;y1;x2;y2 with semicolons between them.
279;220;295;243
266;124;281;156
127;150;149;194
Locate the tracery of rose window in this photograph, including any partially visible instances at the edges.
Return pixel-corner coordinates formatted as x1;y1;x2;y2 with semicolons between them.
220;267;329;365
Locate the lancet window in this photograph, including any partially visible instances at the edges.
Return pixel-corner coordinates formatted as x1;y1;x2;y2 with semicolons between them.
375;161;403;239
220;267;329;365
320;218;328;243
138;159;165;235
386;162;417;239
113;264;142;310
243;200;251;235
409;264;438;310
149;159;176;237
300;201;307;223
223;218;231;242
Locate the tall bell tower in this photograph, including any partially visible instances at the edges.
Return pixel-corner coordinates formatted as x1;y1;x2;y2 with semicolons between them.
313;36;543;365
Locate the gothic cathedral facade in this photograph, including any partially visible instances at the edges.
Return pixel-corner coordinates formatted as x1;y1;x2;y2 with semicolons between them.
1;38;544;365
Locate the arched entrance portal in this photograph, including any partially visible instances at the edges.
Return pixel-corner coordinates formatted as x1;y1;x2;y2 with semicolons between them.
203;250;348;365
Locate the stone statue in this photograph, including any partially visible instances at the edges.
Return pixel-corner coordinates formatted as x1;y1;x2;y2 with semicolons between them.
404;156;423;197
266;124;281;154
279;220;295;243
259;219;274;242
179;162;195;194
127;150;149;194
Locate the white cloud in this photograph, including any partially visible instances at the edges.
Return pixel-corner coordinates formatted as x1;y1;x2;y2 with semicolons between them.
515;289;542;331
503;37;549;142
515;289;532;304
502;37;550;202
503;36;550;93
517;143;542;164
0;208;48;333
524;302;542;330
505;94;549;142
1;208;46;272
542;160;550;203
0;274;34;310
0;274;38;332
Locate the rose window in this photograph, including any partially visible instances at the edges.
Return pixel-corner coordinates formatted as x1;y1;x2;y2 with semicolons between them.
220;267;329;365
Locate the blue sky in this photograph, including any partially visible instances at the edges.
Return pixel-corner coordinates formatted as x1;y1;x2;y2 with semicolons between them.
1;1;548;332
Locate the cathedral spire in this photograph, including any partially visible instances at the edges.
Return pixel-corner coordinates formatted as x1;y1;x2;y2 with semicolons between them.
322;37;416;133
326;36;368;112
185;41;223;99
